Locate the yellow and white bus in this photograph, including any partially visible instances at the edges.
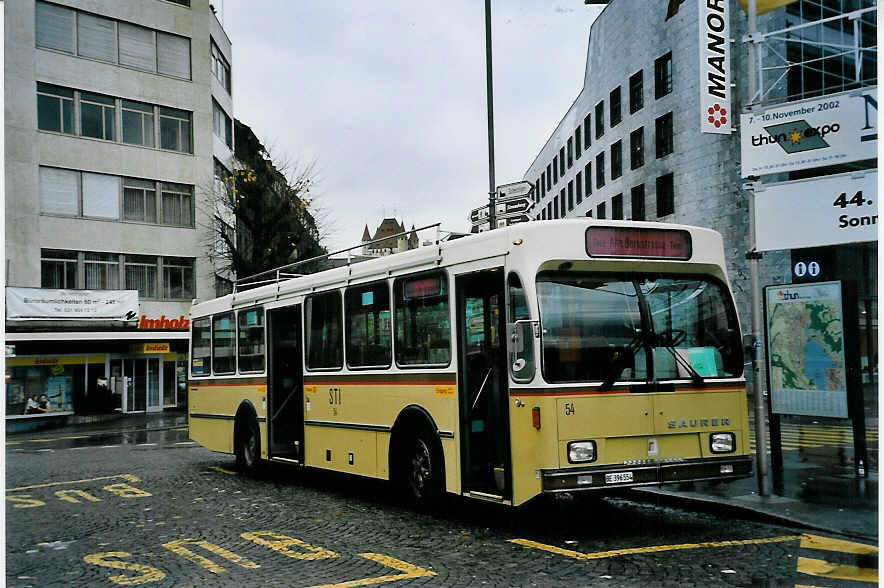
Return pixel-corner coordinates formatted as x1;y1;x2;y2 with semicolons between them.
188;220;752;507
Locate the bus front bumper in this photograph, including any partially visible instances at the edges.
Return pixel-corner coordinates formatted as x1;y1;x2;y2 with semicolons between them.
541;455;753;493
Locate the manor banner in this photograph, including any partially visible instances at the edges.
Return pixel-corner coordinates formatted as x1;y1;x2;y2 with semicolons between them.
699;0;732;134
740;87;877;177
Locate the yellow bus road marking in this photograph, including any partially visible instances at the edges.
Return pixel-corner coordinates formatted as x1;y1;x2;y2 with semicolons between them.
510;535;801;560
84;552;166;586
162;539;260;574
306;553;436;588
209;466;238;475
797;557;878;583
8;473;140;492
800;534;878;555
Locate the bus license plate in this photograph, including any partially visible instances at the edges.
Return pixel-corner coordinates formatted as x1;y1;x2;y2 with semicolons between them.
605;472;633;484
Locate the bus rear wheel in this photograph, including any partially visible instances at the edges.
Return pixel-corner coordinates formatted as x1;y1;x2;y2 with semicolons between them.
399;427;442;510
235;418;261;475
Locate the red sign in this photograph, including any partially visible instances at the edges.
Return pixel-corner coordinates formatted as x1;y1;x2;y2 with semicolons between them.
586;227;692;260
137;315;190;330
404;277;442;299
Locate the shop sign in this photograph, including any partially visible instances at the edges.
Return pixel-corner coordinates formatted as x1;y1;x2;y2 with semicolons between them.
141;343;171;354
764;281;847;418
740;87;877;177
699;0;731;134
6;288;138;321
754;170;877;251
137;315;190;330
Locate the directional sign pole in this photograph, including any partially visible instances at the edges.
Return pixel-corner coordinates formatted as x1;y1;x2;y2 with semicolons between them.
484;0;497;231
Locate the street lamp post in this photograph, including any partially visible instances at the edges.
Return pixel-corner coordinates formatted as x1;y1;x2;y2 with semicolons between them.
484;0;496;231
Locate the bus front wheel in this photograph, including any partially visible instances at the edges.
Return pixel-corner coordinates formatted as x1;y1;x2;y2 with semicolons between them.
399;427;442;510
235;417;261;475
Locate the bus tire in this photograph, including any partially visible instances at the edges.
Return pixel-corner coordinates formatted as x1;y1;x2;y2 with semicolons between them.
235;416;261;475
398;425;443;510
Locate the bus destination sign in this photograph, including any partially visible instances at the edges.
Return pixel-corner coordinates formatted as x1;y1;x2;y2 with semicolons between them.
586;227;692;260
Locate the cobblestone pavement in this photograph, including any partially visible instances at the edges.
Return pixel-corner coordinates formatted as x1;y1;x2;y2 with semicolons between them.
6;431;878;587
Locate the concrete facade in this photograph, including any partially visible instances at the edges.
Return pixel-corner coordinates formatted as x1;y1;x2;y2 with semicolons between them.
522;0;791;329
4;0;234;415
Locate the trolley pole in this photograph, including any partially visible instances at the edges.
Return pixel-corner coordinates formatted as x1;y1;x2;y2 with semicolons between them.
746;0;770;497
484;0;497;231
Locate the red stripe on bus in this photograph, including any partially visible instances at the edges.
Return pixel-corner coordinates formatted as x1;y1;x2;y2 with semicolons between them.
512;385;744;397
306;381;456;387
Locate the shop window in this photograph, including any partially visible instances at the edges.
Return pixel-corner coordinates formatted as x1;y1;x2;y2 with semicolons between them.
306;290;343;369
41;249;77;288
37;83;74;134
238;307;265;373
346;281;392;368
395;271;450;366
212;312;236;374
7;362;77;415
191;317;211;376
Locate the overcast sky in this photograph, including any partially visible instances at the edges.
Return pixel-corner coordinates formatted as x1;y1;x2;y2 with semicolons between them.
218;1;603;252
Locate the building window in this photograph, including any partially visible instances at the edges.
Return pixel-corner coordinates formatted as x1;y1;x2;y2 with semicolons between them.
583;114;591;149
211;40;231;93
160;107;193;153
630;127;644;169
118;22;157;72
41;249;77;288
584;163;592;196
655;51;673;99
656;112;674;158
125;255;158;298
121;100;155;148
540;172;546;197
85;252;120;289
157;31;191;79
611;140;622;180
596;152;605;188
629;70;643;113
612;193;624;220
162;257;194;299
123;178;157;223
576;171;583;204
553;195;559;218
610;86;622;127
78;12;116;63
36;1;75;54
546;164;552;190
37;83;74;134
567;181;574;211
595;101;604;139
575;126;582;159
394;271;450;366
535;179;540;203
39;166;79;216
215;275;233;297
567;138;573;168
161;183;194;227
560;189;566;217
82;172;119;219
559;147;566;176
656;173;675;217
631;184;646;221
553;155;559;184
80;92;115;141
597;202;606;219
546;202;552;220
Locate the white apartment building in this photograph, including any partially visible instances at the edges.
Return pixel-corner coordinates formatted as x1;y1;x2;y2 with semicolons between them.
4;0;234;423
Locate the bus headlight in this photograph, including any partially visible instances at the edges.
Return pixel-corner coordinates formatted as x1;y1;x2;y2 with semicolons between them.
567;440;597;463
710;432;736;453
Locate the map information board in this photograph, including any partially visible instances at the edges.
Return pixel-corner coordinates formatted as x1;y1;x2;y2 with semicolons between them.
764;281;847;418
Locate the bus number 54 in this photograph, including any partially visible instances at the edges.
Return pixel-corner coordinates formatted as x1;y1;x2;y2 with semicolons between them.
564;402;576;416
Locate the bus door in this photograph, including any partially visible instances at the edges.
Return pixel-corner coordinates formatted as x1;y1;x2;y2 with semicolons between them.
268;306;304;460
456;268;511;499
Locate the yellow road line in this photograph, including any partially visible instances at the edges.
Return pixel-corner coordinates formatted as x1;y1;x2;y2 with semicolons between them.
8;473;140;492
209;466;238;475
800;534;878;555
797;557;878;583
306;553;436;588
510;535;801;560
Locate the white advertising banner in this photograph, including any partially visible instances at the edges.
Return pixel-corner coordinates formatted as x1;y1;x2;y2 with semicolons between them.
740;87;878;177
699;0;731;134
754;170;877;251
764;281;847;418
6;288;139;321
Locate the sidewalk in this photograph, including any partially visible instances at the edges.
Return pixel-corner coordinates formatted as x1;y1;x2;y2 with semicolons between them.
632;447;878;541
5;410;188;440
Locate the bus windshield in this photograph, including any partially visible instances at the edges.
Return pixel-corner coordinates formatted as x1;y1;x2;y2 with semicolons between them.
537;272;743;384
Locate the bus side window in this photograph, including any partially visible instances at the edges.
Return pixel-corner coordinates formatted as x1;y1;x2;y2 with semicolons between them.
345;282;392;368
237;308;265;373
507;273;535;382
394;271;450;366
191;318;211;376
212;312;236;374
305;291;343;370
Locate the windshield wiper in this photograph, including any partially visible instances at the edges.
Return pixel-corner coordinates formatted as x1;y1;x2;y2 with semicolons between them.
599;330;648;391
654;336;705;386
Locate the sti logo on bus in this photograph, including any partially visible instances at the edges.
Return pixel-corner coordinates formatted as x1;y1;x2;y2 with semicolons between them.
668;417;730;429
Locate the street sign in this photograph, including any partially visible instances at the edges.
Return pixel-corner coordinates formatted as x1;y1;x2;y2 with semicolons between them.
470;204;489;223
497;181;533;200
503;214;530;226
500;196;531;215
